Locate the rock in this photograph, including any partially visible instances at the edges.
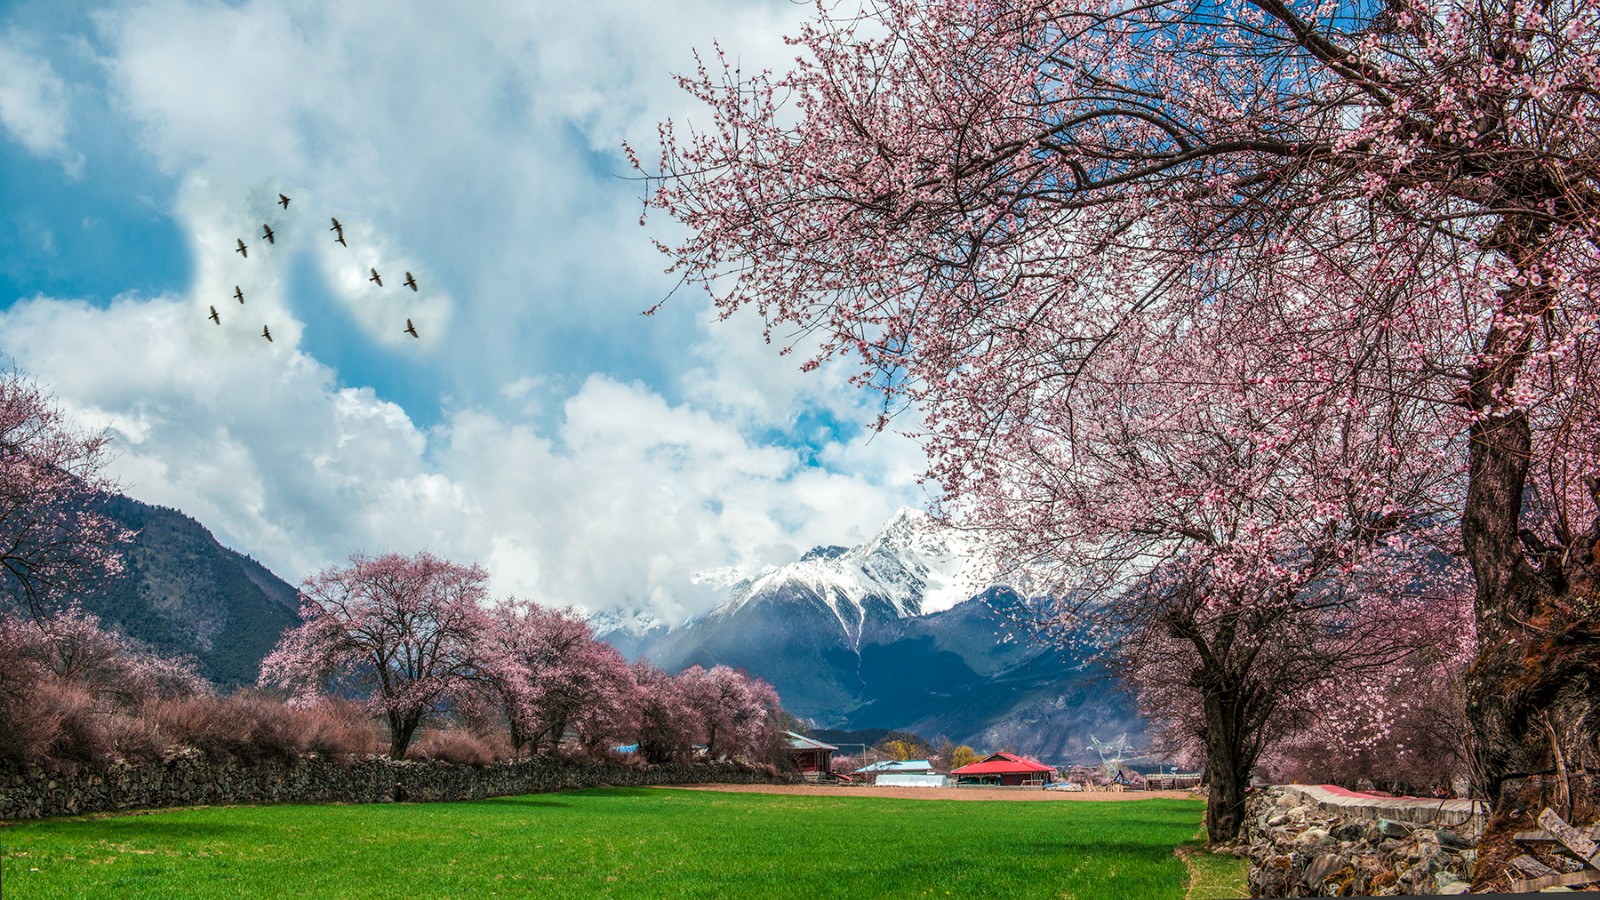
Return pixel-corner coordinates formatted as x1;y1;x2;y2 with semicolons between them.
1376;817;1410;839
1275;792;1297;808
1294;827;1331;848
1302;852;1349;888
1331;821;1365;842
1268;813;1291;827
1435;828;1472;849
1434;873;1470;895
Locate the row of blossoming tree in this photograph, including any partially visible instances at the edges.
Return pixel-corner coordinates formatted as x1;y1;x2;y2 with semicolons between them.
259;550;785;763
634;0;1600;874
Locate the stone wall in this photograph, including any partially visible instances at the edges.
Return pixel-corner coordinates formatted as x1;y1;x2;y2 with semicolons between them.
1243;785;1487;896
0;754;797;820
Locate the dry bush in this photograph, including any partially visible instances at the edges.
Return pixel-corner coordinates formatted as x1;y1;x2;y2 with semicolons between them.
36;680;113;766
296;698;380;760
406;729;511;765
104;712;166;763
0;679;68;766
146;692;380;763
146;695;238;760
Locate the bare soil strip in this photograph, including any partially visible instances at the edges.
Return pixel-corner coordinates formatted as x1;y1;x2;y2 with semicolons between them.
660;783;1197;802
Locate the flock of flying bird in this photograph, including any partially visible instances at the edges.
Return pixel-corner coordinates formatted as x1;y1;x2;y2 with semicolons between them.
211;192;421;342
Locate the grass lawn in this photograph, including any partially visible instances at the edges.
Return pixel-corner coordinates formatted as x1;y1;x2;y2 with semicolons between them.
0;788;1241;898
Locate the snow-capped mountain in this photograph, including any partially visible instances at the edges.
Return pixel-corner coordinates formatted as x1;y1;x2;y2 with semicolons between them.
713;507;991;644
603;508;1142;763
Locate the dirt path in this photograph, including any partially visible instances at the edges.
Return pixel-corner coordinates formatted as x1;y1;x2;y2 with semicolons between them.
660;783;1197;802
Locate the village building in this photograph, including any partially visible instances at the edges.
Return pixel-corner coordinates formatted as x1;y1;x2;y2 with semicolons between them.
951;752;1056;787
782;732;838;780
854;759;936;779
853;759;945;786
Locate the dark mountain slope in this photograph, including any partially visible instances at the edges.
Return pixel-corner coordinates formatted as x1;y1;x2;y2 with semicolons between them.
78;494;300;686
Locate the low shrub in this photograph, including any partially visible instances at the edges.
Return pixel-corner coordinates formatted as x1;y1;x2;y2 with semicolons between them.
406;729;512;765
37;681;114;766
147;693;380;763
296;699;381;760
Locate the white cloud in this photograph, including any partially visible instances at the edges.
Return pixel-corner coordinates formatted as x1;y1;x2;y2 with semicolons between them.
0;36;83;175
0;293;923;624
89;0;810;387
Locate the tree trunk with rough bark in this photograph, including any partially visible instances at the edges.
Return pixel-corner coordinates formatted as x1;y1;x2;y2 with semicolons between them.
1199;674;1264;845
1460;277;1600;889
387;710;423;759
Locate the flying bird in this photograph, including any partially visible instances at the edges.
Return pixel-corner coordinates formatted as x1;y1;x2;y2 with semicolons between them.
262;224;275;244
208;305;220;324
403;272;417;292
235;238;248;258
405;319;419;338
369;268;383;287
262;325;273;342
233;285;245;304
278;193;291;209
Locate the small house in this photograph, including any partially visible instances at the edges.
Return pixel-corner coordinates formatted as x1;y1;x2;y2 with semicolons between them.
951;752;1056;787
783;731;838;779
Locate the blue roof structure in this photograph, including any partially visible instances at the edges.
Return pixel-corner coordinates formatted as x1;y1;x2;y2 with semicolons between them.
855;759;935;774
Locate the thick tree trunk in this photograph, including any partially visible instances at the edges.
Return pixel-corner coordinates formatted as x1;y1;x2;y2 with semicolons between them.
1460;368;1600;890
1200;684;1258;845
388;711;423;759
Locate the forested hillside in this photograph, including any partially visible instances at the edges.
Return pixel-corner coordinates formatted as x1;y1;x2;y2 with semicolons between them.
79;494;300;686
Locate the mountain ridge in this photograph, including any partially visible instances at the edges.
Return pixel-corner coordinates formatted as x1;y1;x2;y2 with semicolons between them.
604;510;1143;764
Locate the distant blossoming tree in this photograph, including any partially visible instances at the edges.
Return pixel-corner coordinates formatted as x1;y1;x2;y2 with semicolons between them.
679;664;782;762
1257;592;1478;792
259;552;492;758
482;599;639;756
632;661;700;763
0;371;130;617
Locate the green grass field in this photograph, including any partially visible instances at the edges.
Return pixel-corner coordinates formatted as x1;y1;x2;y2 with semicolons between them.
0;788;1243;898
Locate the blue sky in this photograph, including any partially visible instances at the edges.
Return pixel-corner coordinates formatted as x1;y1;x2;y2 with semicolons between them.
0;0;931;623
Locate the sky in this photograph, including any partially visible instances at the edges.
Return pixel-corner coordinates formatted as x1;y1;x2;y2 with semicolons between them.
0;0;934;625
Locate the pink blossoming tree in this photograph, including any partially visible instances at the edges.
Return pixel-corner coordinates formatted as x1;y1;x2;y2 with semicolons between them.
632;661;700;763
679;663;783;762
259;552;492;758
638;0;1600;868
0;371;130;617
481;599;639;756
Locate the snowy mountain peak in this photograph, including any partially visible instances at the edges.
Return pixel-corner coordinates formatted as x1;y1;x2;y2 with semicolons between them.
587;606;666;637
703;507;993;643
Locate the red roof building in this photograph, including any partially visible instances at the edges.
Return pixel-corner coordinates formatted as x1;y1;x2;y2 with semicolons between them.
951;752;1056;787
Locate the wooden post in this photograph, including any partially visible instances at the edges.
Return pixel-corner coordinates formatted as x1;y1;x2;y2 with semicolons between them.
1536;808;1599;868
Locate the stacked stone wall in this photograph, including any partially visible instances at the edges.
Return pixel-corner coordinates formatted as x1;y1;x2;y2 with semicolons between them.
0;755;796;820
1243;785;1487;896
